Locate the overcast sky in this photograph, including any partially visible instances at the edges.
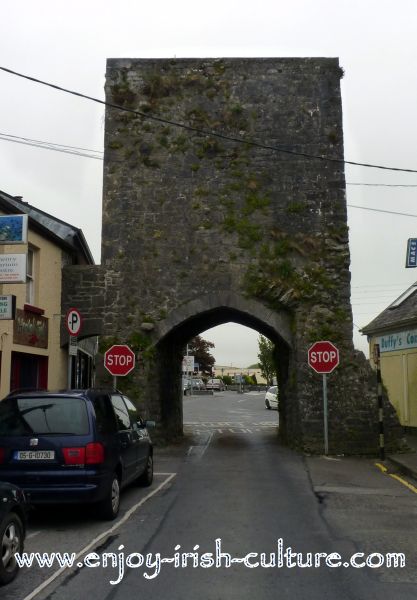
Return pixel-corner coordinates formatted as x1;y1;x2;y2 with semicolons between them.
1;0;417;366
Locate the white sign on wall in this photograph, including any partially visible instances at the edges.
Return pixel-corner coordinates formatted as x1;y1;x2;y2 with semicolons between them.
0;254;26;283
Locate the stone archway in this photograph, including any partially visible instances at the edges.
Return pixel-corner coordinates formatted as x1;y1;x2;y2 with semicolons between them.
153;292;292;442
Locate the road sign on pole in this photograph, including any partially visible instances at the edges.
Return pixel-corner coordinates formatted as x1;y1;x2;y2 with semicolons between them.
308;341;339;374
308;341;340;455
104;345;135;377
65;308;82;337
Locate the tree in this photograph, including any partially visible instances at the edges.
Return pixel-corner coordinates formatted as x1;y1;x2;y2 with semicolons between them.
187;335;215;375
257;335;276;385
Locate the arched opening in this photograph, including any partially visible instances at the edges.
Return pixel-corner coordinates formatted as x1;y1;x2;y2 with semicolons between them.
155;300;293;444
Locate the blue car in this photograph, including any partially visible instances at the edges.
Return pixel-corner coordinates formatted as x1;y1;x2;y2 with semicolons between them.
0;390;154;520
0;482;28;585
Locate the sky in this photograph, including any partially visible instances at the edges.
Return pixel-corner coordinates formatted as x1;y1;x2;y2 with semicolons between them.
1;0;417;367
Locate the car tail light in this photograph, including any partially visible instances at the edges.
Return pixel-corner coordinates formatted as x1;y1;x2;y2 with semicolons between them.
63;447;86;465
0;447;4;464
85;443;104;465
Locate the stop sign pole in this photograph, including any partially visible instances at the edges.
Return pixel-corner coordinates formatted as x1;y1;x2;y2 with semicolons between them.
308;341;340;455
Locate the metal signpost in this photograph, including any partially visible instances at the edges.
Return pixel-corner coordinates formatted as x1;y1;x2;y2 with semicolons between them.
65;308;82;389
308;341;340;455
373;343;385;460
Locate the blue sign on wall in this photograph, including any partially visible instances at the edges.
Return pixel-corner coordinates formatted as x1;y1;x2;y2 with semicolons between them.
0;214;28;244
406;238;417;268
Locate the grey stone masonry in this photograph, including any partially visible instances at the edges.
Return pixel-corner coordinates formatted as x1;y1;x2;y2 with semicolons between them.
62;57;404;453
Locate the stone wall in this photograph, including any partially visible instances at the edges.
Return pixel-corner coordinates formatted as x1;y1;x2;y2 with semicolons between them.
62;57;403;453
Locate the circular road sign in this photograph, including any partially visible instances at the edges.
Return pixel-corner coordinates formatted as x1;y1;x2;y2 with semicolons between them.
104;345;135;377
65;308;82;336
308;341;339;374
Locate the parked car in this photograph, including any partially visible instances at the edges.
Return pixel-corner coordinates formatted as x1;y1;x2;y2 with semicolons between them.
183;377;191;395
0;390;154;520
206;378;226;391
190;378;206;391
0;482;28;586
265;386;278;410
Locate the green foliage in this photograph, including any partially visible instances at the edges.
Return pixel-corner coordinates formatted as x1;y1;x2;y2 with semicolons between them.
108;141;123;150
257;335;276;385
286;201;306;214
187;335;215;375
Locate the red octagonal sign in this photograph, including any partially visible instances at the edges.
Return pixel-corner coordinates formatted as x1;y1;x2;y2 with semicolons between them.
104;345;135;376
308;340;339;374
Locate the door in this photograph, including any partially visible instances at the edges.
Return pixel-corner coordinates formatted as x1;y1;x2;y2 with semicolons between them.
10;352;48;392
122;395;148;471
110;394;138;482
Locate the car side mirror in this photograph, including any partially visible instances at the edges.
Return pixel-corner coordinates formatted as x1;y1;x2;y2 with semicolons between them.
138;419;156;429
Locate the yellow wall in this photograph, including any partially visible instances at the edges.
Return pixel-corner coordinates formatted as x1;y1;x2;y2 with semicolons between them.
370;338;417;427
0;221;67;397
214;365;267;384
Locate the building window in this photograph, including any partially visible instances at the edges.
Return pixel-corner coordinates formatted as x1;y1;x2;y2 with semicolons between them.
26;247;35;304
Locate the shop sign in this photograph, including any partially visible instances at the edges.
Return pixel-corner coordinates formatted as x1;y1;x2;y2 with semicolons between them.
0;214;28;244
0;295;16;320
406;238;417;268
378;329;417;353
0;254;26;283
13;309;48;348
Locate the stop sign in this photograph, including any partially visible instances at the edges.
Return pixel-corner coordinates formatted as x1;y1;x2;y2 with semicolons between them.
308;341;339;374
104;345;135;376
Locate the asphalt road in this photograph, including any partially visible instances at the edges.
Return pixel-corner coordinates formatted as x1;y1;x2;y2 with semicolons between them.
3;391;417;600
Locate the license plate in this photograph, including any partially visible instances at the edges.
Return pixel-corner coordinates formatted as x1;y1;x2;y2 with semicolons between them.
15;450;55;460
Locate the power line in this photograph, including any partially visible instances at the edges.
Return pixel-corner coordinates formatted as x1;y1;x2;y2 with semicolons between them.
0;132;103;154
347;204;417;218
0;134;102;160
347;182;417;187
2;131;417;191
2;134;417;218
1;65;417;174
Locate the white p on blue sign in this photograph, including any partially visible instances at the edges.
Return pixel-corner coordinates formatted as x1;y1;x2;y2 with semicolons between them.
406;238;417;268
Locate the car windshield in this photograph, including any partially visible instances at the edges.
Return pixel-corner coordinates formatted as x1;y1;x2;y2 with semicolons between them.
0;396;89;436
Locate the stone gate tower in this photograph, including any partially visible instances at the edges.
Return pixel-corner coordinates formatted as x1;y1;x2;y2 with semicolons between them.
63;58;402;453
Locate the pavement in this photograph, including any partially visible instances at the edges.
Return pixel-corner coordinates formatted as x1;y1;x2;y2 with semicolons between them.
387;434;417;481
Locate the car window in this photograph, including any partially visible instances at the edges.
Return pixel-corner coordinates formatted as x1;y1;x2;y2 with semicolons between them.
92;395;117;434
122;396;139;425
0;396;89;435
111;395;131;431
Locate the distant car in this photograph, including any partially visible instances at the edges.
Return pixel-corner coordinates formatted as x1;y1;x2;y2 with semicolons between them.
0;389;154;520
206;378;226;391
183;378;191;395
265;386;278;410
190;378;206;391
0;482;28;586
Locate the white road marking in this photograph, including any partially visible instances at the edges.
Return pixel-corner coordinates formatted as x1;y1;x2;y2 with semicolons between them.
21;473;176;600
187;431;213;460
26;531;41;540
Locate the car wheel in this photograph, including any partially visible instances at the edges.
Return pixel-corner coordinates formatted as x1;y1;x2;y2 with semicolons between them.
0;512;24;586
98;474;120;521
265;399;271;410
137;454;153;487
